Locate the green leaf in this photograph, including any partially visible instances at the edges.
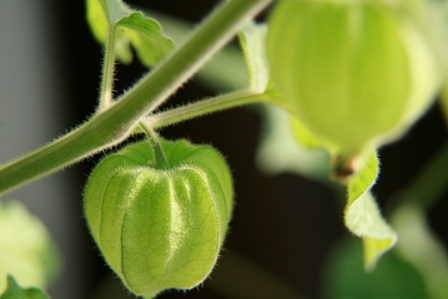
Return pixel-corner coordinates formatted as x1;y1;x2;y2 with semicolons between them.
324;239;430;299
116;13;175;66
86;0;129;46
239;21;269;92
86;0;174;66
344;152;397;270
346;151;379;206
0;276;49;299
0;201;60;294
84;139;233;298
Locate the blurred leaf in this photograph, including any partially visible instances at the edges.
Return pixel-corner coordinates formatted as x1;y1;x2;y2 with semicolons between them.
0;276;49;299
239;21;269;92
388;142;448;299
345;152;397;270
392;202;448;299
0;201;60;294
256;104;330;180
324;239;430;299
86;0;174;66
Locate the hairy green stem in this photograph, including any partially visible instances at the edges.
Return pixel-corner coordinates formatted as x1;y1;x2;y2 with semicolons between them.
99;26;117;108
148;89;268;129
140;124;168;168
0;0;273;197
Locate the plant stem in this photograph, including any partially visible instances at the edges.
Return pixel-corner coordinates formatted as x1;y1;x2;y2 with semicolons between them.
99;26;117;108
0;0;273;197
140;123;168;168
148;89;268;129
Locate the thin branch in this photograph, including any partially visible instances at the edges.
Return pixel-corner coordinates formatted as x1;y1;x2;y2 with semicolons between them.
147;89;269;129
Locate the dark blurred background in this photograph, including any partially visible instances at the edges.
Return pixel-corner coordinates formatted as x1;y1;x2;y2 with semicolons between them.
0;1;447;299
